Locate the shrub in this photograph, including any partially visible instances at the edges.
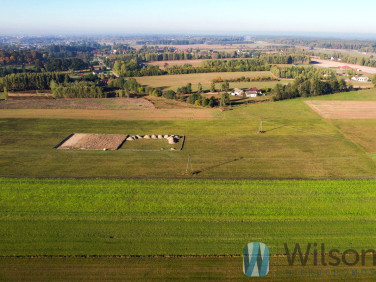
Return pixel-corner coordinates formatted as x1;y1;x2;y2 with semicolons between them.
163;90;176;100
202;98;209;106
188;93;202;104
152;89;162;97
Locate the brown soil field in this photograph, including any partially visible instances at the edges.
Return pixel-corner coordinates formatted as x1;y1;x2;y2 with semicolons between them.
0;108;218;120
0;98;155;110
311;58;376;74
305;100;376;119
58;133;128;150
8;90;52;97
145;96;198;109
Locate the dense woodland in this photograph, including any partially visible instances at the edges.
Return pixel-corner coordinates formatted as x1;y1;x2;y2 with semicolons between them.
0;50;45;65
45;44;99;59
0;44;94;76
135;36;247;45
112;55;311;77
2;72;68;91
45;58;89;72
272;76;348;101
271;65;336;79
50;80;104;98
268;38;376;53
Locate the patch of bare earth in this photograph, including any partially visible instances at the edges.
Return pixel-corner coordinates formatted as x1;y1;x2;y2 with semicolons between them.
58;134;128;150
311;58;376;74
145;96;197;109
306;100;376;119
0;98;155;110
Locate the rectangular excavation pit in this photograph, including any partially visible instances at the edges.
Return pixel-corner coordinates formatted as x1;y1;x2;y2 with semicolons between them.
57;133;128;150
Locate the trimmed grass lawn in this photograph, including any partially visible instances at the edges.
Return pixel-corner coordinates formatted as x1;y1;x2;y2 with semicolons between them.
1;256;376;281
1;178;376;256
1;178;376;280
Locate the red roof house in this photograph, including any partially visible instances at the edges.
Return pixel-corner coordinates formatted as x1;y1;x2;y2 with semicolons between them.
339;66;352;70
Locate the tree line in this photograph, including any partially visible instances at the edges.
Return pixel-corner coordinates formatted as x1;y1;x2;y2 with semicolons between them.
268;38;376;53
112;55;310;77
50;80;104;98
271;65;336;79
211;76;276;83
0;49;45;66
45;58;89;72
318;53;376;68
3;72;68;91
272;76;348;101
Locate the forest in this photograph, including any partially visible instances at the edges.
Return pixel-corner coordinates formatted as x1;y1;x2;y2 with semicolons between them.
2;72;68;91
50;80;104;98
112;55;311;77
268;38;376;52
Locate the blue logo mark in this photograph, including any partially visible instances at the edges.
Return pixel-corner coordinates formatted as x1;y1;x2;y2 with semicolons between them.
243;242;269;277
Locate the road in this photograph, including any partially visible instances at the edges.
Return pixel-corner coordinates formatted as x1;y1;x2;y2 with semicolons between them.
96;56;119;78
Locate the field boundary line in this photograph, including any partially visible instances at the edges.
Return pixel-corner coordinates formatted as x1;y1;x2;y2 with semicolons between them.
1;175;376;180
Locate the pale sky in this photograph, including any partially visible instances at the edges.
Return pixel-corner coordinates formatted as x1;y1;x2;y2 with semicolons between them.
1;0;376;36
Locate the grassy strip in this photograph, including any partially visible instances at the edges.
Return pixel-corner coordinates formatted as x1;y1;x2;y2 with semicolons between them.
1;178;376;256
1;256;375;281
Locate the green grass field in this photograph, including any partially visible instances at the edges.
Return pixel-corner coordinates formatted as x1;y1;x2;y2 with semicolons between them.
135;71;288;91
1;98;375;178
1;178;376;279
306;88;376;101
2;86;376;280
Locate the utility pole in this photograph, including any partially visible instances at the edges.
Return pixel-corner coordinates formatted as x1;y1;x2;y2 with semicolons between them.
258;120;265;134
185;154;193;174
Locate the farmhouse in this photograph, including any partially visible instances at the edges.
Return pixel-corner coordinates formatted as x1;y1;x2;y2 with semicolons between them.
351;76;369;82
245;90;258;98
231;88;244;96
357;77;369;82
245;87;262;97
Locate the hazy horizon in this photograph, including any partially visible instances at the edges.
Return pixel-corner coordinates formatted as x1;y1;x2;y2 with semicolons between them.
1;0;376;39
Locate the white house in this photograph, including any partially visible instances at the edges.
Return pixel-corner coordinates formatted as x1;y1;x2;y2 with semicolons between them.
245;91;258;98
352;77;369;82
245;87;262;97
358;77;369;82
231;88;244;96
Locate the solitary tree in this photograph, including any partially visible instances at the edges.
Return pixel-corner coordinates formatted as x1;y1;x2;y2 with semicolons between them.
372;75;376;86
220;93;230;107
186;83;192;94
210;82;216;92
221;82;229;92
197;83;203;93
3;87;8;100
